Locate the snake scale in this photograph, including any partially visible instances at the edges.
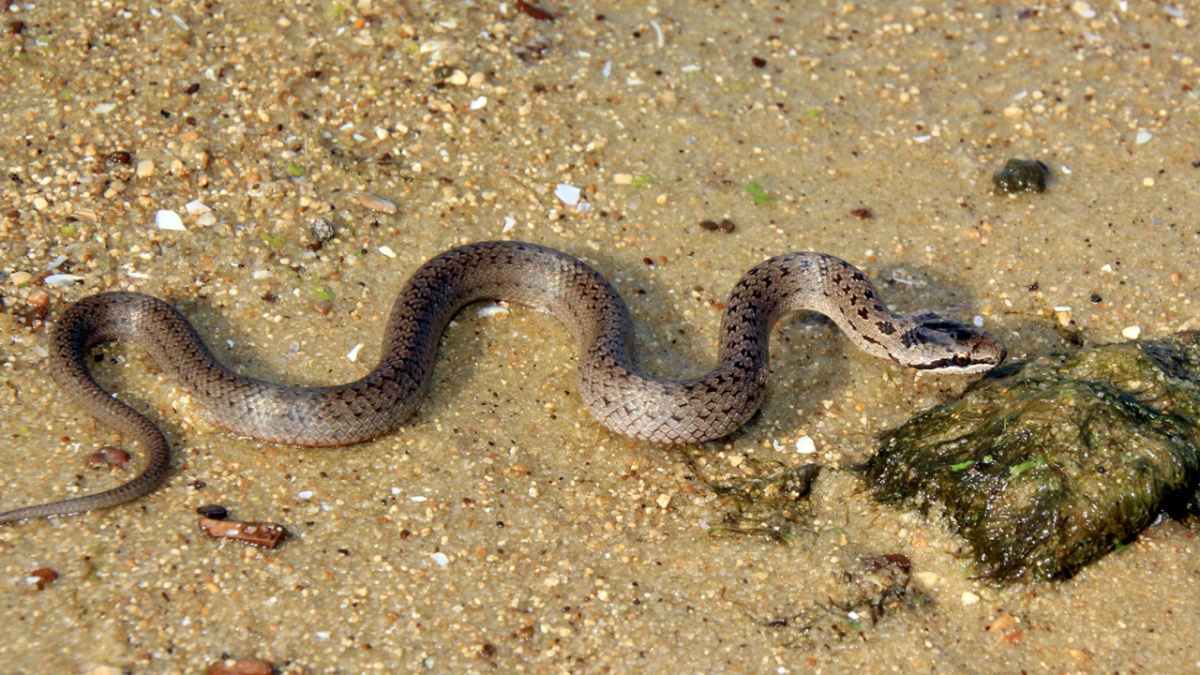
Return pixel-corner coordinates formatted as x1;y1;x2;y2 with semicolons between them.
0;241;1005;524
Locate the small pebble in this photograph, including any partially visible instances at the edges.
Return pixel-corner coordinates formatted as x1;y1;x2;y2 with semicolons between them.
448;69;468;86
104;151;132;167
961;591;981;605
9;271;32;285
850;208;873;219
993;159;1050;194
26;567;58;590
613;173;633;185
1122;325;1142;339
136;160;155;178
699;220;719;231
196;504;229;520
312;217;336;243
312;300;333;315
26;289;50;308
718;219;736;232
87;446;131;469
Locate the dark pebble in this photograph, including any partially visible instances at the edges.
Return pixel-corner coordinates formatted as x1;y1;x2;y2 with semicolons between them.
312;300;333;315
718;219;736;232
699;219;719;231
751;56;767;68
850;208;873;219
87;446;131;469
28;567;58;590
196;504;229;520
516;0;555;21
992;159;1050;194
103;151;133;167
311;216;335;243
1091;293;1103;303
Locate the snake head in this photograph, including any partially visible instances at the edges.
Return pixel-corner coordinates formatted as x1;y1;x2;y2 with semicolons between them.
901;311;1007;375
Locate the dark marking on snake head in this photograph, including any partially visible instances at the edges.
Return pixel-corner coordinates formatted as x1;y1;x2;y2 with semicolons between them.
876;321;896;335
858;307;870;320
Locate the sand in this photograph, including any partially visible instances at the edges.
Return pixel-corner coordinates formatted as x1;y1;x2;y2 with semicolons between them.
1;1;1198;672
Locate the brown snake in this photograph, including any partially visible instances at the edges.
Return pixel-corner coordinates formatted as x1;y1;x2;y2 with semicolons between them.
0;241;1005;524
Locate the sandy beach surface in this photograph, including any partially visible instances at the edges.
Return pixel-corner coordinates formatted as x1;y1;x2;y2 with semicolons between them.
1;1;1198;672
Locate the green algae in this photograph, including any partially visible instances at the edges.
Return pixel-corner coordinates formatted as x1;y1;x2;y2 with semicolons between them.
866;332;1200;582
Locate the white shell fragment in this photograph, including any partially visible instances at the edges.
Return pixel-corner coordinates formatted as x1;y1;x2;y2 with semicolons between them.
155;209;186;231
555;183;581;206
184;199;211;214
44;274;85;288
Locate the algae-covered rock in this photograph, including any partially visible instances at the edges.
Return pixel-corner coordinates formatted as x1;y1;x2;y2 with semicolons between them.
866;332;1200;582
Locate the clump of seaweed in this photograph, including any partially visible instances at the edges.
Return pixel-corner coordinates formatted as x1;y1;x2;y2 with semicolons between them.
726;553;922;645
705;463;821;542
992;158;1050;193
866;332;1200;582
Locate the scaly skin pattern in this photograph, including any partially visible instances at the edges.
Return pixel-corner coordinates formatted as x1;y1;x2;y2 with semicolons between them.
0;241;1005;523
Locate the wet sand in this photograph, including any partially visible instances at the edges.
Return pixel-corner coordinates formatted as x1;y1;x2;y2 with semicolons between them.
1;1;1198;672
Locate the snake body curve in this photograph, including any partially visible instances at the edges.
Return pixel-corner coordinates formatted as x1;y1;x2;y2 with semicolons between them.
0;241;1005;523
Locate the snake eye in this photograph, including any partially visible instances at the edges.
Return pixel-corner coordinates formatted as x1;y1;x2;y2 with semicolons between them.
952;354;971;367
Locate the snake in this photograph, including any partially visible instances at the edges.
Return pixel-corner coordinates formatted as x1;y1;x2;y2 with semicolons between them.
0;241;1005;524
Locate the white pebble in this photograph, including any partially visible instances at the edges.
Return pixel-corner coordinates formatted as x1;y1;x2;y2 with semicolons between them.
795;436;816;454
1122;325;1142;340
347;343;364;362
1135;131;1153;144
155;209;186;231
555;183;581;206
298;490;314;499
379;245;397;258
972;315;985;327
409;495;427;502
501;216;516;233
961;591;980;605
1071;1;1096;18
469;96;488;110
430;552;449;566
136;160;155;178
